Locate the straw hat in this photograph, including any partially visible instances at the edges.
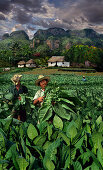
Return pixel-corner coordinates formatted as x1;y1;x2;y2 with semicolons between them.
35;75;50;86
11;74;22;85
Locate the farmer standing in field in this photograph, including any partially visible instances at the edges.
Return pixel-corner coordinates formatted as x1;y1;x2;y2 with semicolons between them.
82;76;86;81
9;74;28;121
33;75;50;106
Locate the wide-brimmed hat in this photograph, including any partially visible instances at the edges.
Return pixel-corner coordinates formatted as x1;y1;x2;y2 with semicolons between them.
35;75;50;86
11;74;22;85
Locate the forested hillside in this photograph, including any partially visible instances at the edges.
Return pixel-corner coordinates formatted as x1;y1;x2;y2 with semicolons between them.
0;28;103;70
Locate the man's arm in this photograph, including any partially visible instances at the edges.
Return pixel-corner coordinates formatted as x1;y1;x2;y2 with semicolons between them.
33;96;44;105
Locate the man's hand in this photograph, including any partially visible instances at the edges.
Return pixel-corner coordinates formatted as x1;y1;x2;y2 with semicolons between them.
38;96;44;103
33;96;44;105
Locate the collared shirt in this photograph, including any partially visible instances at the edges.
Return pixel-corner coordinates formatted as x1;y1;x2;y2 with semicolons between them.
33;89;45;106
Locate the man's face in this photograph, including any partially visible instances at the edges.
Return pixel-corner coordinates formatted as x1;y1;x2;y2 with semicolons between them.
15;80;20;86
40;79;48;89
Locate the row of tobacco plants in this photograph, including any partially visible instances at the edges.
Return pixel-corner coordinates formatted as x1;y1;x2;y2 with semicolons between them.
0;84;103;170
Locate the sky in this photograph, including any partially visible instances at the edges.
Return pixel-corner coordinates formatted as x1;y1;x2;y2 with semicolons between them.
0;0;103;39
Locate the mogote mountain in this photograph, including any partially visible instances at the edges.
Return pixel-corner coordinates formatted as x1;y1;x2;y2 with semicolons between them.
1;28;103;49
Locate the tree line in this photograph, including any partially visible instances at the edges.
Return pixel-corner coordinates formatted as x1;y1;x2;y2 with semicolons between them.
0;42;103;70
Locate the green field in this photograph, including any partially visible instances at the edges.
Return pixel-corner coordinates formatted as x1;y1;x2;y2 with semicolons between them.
0;70;103;169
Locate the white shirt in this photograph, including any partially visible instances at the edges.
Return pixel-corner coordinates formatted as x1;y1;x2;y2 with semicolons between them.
33;89;45;106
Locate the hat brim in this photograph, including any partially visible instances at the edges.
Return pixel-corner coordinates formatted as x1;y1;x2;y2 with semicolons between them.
35;76;50;86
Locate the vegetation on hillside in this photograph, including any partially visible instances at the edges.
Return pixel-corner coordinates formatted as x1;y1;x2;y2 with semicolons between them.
0;28;103;70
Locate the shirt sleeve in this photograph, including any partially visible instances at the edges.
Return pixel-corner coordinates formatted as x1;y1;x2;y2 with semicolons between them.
33;90;40;100
33;90;45;100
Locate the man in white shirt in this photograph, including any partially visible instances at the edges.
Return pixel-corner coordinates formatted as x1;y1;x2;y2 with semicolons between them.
33;75;50;106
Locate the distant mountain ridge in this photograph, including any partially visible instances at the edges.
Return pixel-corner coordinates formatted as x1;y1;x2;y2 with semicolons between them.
1;28;103;49
33;27;102;39
2;30;29;40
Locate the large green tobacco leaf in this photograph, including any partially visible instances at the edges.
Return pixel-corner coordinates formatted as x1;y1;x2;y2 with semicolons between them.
44;159;55;170
53;115;63;130
43;141;52;151
39;105;52;122
37;121;48;135
4;118;13;132
44;139;60;160
79;151;91;165
58;132;70;146
47;125;53;140
61;103;75;113
0;160;9;170
7;144;20;169
53;103;71;120
0;131;6;149
21;137;26;156
66;121;77;142
74;135;84;149
28;155;35;170
92;132;103;154
86;148;102;169
27;123;38;140
73;161;82;170
99;122;103;132
43;139;60;169
96;115;102;125
16;156;29;170
19;94;26;105
59;98;75;106
64;147;70;169
33;135;46;147
75;115;82;130
4;93;13;100
91;162;100;170
42;107;52;122
6;144;18;159
97;149;103;167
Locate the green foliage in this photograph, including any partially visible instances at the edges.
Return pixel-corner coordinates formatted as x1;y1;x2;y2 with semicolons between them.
0;73;103;169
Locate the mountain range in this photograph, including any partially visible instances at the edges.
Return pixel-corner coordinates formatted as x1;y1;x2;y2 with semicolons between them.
1;28;103;50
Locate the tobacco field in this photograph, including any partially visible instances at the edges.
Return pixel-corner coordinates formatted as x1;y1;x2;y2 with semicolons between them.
0;73;103;170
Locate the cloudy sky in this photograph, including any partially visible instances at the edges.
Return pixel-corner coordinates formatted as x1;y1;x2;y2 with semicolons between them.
0;0;103;39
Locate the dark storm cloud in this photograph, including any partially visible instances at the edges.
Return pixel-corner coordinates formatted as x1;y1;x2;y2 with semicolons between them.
13;9;32;24
0;14;6;20
32;18;70;30
78;0;103;24
11;0;47;13
0;0;12;13
0;0;47;22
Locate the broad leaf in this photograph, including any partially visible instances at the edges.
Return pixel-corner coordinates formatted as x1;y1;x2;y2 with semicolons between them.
44;158;55;170
96;115;102;125
59;98;75;106
4;93;13;100
47;125;53;140
58;132;70;146
44;139;60;161
27;123;38;140
73;161;82;170
53;103;71;120
66;121;77;141
92;132;103;154
39;106;51;122
53;115;63;130
33;135;46;147
16;156;29;170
